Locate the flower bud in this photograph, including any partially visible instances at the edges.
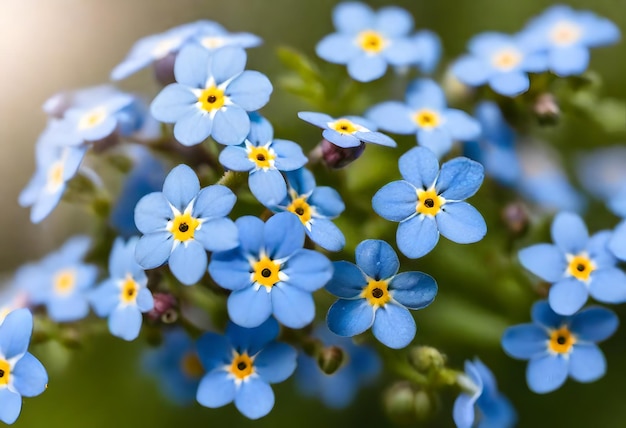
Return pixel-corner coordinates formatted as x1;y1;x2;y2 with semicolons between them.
501;201;529;236
534;93;560;125
317;345;345;375
153;52;177;86
320;139;366;169
408;346;446;373
147;292;178;323
383;382;417;425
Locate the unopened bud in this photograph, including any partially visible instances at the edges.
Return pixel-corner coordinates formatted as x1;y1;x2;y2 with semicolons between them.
502;201;529;236
153;52;177;86
413;388;438;422
317;345;344;375
383;382;417;425
147;292;178;323
534;93;560;125
320;139;366;169
408;346;446;373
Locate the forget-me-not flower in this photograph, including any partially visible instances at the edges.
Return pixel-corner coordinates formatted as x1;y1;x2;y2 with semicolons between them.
502;300;618;393
196;318;296;419
134;164;239;285
372;147;487;259
150;45;272;146
326;239;437;349
208;212;333;329
453;358;517;428
366;79;480;158
519;211;626;316
0;309;48;425
316;2;421;82
90;237;154;341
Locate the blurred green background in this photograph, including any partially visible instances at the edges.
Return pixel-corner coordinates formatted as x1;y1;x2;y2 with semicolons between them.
1;0;625;427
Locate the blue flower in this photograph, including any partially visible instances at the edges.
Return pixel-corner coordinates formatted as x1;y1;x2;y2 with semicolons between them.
22;236;97;322
501;300;618;393
520;5;620;76
150;45;272;146
326;239;437;349
519;212;626;315
196;318;296;419
298;112;396;149
366;79;480;158
271;168;346;252
453;358;516;428
295;325;381;409
316;2;421;82
90;237;154;341
451;32;547;96
0;309;48;425
134;164;239;285
142;328;205;405
372;147;487;259
208;212;333;328
411;30;442;74
218;131;307;206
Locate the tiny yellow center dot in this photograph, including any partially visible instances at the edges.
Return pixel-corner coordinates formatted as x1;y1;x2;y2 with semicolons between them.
229;352;254;380
548;326;576;354
120;274;139;304
247;145;276;169
198;85;225;112
287;197;312;224
47;161;65;192
78;107;107;130
0;359;10;386
357;30;387;53
252;255;281;289
412;109;440;129
416;188;444;216
53;269;76;296
567;254;595;282
492;49;522;71
180;352;204;379
168;212;200;242
329;118;360;134
361;278;391;307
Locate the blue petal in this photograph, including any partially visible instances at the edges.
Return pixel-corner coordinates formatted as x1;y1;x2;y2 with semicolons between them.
316;34;360;64
193;184;237;219
437;202;486;244
518;244;567;283
211;106;249;146
271;285;315;328
588;230;617;269
322;128;361;148
417;127;453;158
234;377;274;420
489;71;529;97
398;146;439;189
227;287;272;328
308;218;345;251
405;79;446;110
569;343;606;382
526;354;568;393
325;261;367;299
347;54;387;82
372;303;416;349
397;215;439;258
196;332;232;371
355;239;399;280
136;288;154;312
271;139;308;171
235;215;265;255
297;111;334;129
589;268;626;303
372;181;417;222
196;370;236;408
375;6;413;37
444;109;481;141
548;277;588;316
109;305;142;341
264;212;304;259
249;170;287;207
169;240;208;285
333;2;373;33
501;324;548;359
569;306;619;342
134;192;172;234
451;56;491;86
531;300;564;329
282;249;332;292
150;84;198;123
453;392;477;428
254;342;297;383
365;101;416;134
551;212;588;254
227;71;273;111
227;318;279;354
48;294;89;322
135;232;173;269
327;298;374;337
0;389;21;424
354;130;396;147
609;220;626;261
210;46;246;84
0;309;32;359
173;108;213;146
11;352;48;397
308;187;345;217
550;45;589;76
174;44;210;88
195;217;239;252
389;272;437;309
219;146;254;172
383;38;420;66
437;157;485;200
89;279;120;317
162;164;200;212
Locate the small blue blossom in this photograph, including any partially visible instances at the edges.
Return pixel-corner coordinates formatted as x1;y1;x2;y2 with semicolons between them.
142;328;205;405
270;168;346;252
134;164;239;285
150;45;272;146
196;318;296;419
367;79;480;158
411;30;442;74
326;239;437;349
453;358;516;428
22;236;97;322
218;129;307;206
298;111;396;149
520;5;620;76
316;2;421;82
372;147;487;259
519;212;626;316
0;309;48;425
90;237;154;341
502;300;618;393
295;325;381;409
451;32;547;96
208;212;333;329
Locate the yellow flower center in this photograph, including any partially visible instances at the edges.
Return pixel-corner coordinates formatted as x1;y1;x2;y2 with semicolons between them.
491;49;522;71
328;118;363;134
361;278;391;307
0;359;10;386
120;274;139;304
416;188;444;216
168;211;200;242
229;352;255;380
247;145;276;169
357;30;387;53
550;21;581;46
53;269;76;296
566;254;596;282
46;160;65;193
287;197;312;225
180;352;204;379
412;109;441;129
252;255;281;289
548;326;577;354
78;107;107;130
198;85;225;112
200;36;226;50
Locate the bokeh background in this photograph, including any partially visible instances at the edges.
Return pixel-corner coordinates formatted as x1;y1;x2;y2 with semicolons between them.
1;0;625;427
